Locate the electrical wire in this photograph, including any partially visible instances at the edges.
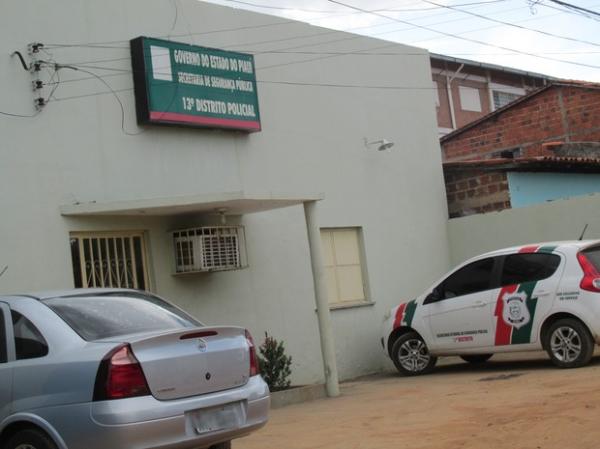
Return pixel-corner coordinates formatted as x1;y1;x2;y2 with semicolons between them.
45;3;581;87
0;110;40;118
1;54;64;118
417;0;600;47
220;0;342;13
326;0;600;70
226;2;533;51
44;0;505;51
545;0;600;18
221;0;510;13
409;3;587;45
41;1;592;89
44;20;296;49
41;0;535;71
168;0;179;40
43;0;517;56
255;8;570;71
60;66;143;136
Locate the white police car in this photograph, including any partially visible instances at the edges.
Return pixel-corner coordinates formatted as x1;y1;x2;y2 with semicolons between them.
382;241;600;375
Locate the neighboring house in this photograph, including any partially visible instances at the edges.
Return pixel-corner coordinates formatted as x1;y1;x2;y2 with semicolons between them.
430;53;555;136
444;157;600;217
0;0;450;386
440;81;600;217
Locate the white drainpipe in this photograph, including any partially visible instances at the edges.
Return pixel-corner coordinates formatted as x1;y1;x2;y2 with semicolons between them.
446;63;464;130
486;70;495;112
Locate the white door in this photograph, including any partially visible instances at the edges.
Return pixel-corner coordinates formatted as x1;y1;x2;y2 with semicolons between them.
424;257;499;352
0;302;14;421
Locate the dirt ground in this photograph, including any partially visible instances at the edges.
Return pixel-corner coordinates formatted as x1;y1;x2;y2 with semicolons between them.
238;352;600;449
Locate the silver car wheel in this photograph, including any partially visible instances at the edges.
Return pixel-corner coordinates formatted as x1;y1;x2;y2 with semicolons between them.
550;326;582;363
398;338;431;372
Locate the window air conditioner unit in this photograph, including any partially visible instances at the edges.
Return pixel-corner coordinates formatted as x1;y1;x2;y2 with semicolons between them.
172;226;247;274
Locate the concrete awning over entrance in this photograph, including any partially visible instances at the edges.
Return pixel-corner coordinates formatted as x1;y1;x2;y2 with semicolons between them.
60;191;323;216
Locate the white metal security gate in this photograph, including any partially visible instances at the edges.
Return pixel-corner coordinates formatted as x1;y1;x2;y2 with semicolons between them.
70;231;150;290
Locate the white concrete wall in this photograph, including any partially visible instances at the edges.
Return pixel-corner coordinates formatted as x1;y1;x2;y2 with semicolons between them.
448;193;600;266
0;0;450;383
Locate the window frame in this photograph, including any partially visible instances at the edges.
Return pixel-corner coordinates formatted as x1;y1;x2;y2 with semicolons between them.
497;252;562;287
0;304;15;363
0;303;8;363
11;310;50;361
490;84;526;111
458;85;482;112
426;256;502;304
320;227;371;307
69;230;151;291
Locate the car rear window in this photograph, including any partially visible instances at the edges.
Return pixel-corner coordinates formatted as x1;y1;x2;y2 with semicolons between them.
583;246;600;271
44;293;200;341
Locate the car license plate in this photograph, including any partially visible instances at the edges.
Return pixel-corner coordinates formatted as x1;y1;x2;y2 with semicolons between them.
186;402;246;435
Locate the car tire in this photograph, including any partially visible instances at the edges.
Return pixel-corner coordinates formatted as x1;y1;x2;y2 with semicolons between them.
210;442;232;449
460;354;493;364
4;428;58;449
391;332;437;376
545;318;594;369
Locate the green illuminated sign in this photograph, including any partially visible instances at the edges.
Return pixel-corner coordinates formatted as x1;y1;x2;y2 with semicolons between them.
130;36;261;132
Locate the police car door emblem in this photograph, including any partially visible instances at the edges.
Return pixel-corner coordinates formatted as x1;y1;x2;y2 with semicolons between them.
502;292;530;329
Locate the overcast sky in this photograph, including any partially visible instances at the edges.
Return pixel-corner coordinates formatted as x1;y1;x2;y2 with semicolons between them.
202;0;600;81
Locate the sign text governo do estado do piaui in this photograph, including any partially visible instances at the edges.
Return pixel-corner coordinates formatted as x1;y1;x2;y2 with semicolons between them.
130;37;261;132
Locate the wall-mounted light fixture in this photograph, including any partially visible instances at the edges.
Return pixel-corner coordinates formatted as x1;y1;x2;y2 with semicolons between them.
364;138;395;151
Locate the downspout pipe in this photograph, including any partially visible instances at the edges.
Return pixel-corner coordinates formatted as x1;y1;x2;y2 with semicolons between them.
446;63;464;130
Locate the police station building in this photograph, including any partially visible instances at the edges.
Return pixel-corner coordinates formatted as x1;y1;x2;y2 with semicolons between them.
0;0;450;389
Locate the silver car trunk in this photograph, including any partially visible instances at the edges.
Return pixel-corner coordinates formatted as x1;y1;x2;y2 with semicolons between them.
128;326;250;400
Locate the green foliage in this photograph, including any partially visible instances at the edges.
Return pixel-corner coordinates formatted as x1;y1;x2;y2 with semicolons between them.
258;332;292;392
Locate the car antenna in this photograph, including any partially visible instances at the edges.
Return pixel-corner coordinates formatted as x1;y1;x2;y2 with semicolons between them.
0;266;7;279
579;224;589;241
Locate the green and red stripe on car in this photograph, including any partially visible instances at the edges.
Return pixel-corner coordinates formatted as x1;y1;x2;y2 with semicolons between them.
494;244;557;345
393;299;418;329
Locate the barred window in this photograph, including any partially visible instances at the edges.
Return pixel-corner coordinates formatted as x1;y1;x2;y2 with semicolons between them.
493;90;521;109
70;232;149;290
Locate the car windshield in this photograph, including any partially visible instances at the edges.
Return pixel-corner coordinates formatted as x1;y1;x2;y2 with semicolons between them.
43;292;200;341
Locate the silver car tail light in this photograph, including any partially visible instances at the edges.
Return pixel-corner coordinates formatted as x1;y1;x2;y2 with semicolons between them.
93;344;151;401
245;330;259;377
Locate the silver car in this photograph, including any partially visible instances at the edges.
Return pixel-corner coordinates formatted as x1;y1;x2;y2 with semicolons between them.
0;289;270;449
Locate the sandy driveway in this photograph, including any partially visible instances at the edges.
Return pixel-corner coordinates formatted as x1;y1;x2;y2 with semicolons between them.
238;352;600;449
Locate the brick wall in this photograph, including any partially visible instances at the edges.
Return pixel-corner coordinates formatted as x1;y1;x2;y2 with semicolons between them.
444;169;510;218
441;85;600;161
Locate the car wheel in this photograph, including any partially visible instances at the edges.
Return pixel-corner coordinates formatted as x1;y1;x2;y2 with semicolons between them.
460;354;493;364
391;332;437;376
545;318;594;369
4;429;58;449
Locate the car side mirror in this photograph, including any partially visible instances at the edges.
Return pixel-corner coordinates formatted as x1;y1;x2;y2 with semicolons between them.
424;288;441;305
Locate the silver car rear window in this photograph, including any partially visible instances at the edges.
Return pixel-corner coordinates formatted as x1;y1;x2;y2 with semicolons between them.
44;293;200;341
